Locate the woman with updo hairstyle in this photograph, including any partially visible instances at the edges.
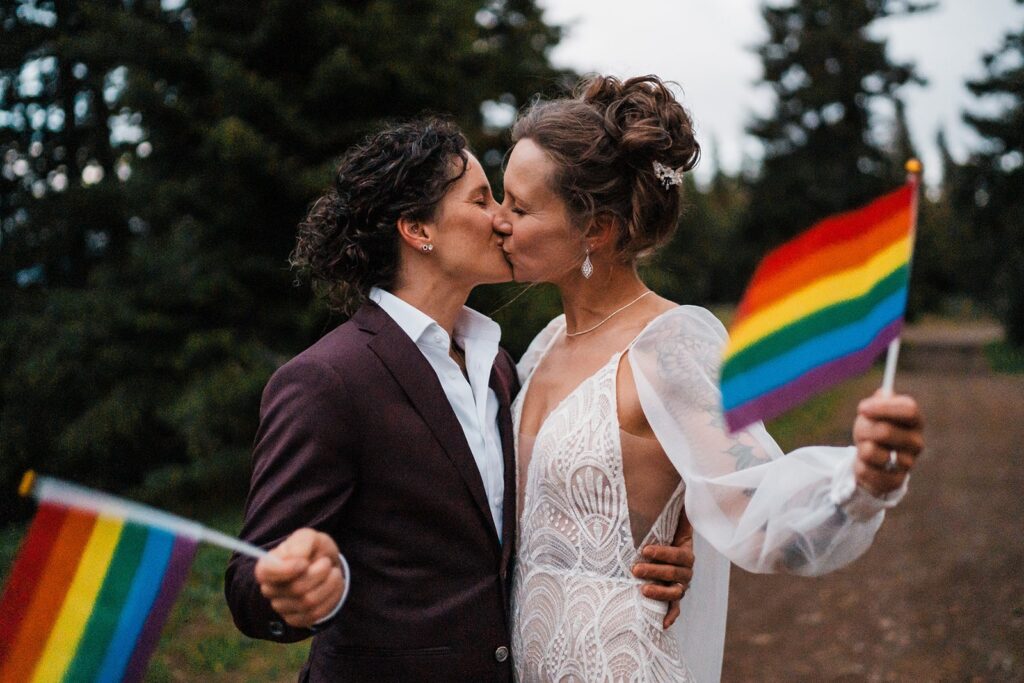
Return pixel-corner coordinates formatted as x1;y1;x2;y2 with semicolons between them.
497;75;924;681
509;73;700;263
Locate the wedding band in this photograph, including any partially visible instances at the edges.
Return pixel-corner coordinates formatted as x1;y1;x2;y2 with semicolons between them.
883;450;899;472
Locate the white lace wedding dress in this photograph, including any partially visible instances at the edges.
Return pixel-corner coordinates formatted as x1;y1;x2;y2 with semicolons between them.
510;307;907;683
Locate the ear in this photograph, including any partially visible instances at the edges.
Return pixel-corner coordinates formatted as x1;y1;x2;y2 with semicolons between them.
396;216;434;251
583;212;619;252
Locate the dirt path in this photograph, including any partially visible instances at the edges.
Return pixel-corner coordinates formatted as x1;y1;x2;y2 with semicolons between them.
721;327;1024;682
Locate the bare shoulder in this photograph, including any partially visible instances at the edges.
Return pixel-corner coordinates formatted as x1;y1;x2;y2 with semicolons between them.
649;293;681;315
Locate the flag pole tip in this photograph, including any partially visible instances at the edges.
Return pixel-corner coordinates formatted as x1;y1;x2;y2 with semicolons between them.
18;470;36;498
905;158;922;175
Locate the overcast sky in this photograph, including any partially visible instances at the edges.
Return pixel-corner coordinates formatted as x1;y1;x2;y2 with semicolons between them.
536;0;1024;185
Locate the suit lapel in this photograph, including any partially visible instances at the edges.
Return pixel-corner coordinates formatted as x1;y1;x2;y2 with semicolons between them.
357;303;499;545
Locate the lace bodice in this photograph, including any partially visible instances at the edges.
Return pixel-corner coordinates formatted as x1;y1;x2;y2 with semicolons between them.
510;323;692;682
510;309;906;683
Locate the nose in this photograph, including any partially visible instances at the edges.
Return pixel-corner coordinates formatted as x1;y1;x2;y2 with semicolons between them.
492;210;512;236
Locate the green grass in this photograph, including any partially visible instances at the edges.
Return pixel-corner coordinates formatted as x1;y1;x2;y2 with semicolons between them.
985;340;1024;374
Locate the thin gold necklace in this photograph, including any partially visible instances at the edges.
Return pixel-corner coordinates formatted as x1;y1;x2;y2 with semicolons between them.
565;291;654;337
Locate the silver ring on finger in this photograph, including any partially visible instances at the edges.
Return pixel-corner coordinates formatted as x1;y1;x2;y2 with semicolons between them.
883;449;899;472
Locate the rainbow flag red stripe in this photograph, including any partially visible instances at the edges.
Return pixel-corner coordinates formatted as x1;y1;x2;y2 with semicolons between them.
0;502;196;683
721;183;917;432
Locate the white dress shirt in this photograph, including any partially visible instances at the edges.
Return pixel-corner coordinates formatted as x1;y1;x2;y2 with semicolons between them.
369;287;506;537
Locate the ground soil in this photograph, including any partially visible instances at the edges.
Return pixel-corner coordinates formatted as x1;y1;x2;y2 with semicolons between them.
721;322;1024;682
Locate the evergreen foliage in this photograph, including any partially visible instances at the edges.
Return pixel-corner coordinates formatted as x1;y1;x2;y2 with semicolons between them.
737;0;934;299
0;0;1006;524
644;161;748;307
0;0;569;523
950;1;1024;345
903;129;961;318
0;0;142;288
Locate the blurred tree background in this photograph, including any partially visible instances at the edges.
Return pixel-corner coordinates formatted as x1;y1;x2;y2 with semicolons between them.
1;0;1021;524
0;0;570;523
735;0;933;300
947;0;1024;344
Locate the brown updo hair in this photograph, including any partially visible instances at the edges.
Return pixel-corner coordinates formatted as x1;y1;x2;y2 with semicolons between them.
291;118;469;312
511;74;700;260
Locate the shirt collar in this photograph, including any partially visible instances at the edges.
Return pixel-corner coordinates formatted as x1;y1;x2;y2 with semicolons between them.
369;287;501;349
453;303;501;346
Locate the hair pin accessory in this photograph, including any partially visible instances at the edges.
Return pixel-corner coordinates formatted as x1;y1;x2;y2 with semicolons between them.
652;161;685;189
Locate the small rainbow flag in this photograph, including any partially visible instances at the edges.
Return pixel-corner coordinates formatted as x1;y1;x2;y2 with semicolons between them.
720;177;919;432
0;473;269;683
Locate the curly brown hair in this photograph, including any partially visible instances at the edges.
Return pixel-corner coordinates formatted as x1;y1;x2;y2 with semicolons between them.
511;74;700;260
291;118;469;312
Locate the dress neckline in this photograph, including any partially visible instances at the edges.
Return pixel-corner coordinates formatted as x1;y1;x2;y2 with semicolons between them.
515;306;682;445
513;314;685;556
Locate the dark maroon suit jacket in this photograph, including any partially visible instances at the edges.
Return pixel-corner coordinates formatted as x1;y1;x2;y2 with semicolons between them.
224;301;519;682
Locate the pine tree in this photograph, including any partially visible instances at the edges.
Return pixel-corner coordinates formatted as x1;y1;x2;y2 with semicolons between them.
736;0;933;297
953;2;1024;345
0;0;569;522
904;129;960;318
0;0;152;290
643;155;748;310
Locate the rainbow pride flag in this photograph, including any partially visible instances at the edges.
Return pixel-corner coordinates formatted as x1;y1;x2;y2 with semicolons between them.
0;473;268;683
720;180;918;432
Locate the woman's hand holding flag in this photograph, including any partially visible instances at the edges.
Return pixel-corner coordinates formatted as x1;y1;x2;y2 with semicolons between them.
254;528;347;629
852;390;925;496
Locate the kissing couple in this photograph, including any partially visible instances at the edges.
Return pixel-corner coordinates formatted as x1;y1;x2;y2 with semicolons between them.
226;74;924;682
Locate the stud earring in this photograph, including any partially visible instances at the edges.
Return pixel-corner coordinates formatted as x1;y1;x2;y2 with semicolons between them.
581;247;593;279
421;243;434;253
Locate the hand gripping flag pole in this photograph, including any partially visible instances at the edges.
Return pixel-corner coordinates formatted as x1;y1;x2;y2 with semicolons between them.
0;471;273;683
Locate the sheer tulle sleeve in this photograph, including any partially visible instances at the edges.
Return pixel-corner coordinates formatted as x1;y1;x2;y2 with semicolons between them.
628;305;906;576
629;306;908;683
517;314;566;385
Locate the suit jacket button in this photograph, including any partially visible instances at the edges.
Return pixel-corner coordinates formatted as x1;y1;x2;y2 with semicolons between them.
268;620;285;636
495;645;509;662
